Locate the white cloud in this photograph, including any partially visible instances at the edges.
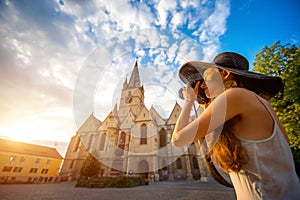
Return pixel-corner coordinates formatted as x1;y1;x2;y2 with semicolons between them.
196;0;230;45
202;44;220;62
102;1;154;31
156;0;178;28
170;11;185;29
0;0;231;148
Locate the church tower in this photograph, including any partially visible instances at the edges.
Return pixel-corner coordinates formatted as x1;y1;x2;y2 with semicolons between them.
118;59;145;122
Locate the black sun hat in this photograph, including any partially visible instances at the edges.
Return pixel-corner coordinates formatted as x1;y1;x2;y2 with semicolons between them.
179;52;283;100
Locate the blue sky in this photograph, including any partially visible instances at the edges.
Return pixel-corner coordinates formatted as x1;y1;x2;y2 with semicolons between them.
221;0;299;65
0;0;299;155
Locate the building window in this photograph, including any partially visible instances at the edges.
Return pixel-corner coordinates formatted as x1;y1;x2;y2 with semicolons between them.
41;169;49;174
119;132;126;148
86;135;92;151
100;169;104;177
73;137;80;152
13;167;23;173
9;155;16;162
27;177;32;183
45;159;51;168
69;160;74;169
140;123;147;144
20;156;26;163
192;157;199;169
8;155;16;165
99;133;106;151
29;168;38;173
2;166;13;172
159;129;167;148
176;158;182;169
35;158;41;164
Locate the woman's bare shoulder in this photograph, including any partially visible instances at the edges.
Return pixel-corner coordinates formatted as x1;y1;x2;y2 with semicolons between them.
220;88;261;114
221;87;258;104
226;87;255;96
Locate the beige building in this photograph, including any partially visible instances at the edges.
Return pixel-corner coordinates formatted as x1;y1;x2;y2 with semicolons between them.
0;138;63;183
60;60;208;181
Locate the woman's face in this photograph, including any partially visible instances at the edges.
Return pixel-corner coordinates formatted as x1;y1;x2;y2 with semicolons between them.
201;68;225;99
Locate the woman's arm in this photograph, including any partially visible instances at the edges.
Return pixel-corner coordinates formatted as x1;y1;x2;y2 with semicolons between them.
171;100;196;146
172;88;248;147
171;83;199;147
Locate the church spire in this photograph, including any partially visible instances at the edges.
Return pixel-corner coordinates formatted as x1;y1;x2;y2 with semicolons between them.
123;76;128;88
128;58;141;88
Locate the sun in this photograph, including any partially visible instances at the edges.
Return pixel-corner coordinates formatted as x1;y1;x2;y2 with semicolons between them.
0;123;59;143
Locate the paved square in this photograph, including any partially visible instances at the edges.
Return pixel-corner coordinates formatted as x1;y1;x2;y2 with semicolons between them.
0;181;235;200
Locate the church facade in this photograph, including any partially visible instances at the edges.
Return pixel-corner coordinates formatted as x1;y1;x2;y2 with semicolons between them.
60;60;209;182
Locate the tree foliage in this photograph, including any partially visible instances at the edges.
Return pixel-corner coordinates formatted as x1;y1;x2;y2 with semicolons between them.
80;153;101;178
252;41;300;150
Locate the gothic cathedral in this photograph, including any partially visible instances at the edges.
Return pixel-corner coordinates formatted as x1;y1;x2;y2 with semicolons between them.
60;60;208;182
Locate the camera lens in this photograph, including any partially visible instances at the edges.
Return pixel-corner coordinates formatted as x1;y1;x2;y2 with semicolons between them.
190;79;209;104
190;79;203;89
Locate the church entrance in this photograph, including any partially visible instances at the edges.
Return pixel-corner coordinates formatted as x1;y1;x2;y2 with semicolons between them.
137;160;149;184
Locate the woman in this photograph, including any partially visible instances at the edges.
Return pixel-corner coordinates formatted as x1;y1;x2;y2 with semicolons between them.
171;52;300;200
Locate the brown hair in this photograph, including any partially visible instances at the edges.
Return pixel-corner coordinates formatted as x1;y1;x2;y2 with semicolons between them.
211;124;249;172
207;70;248;172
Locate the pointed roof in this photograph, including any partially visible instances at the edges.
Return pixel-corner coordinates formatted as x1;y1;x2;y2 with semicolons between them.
128;59;141;88
77;113;101;133
149;105;165;126
112;103;120;123
166;102;182;125
120;111;135;129
135;106;151;122
113;103;118;116
123;77;128;87
99;111;119;131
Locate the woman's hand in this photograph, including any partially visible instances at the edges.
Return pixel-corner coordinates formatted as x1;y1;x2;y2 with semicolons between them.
182;81;200;102
194;81;200;97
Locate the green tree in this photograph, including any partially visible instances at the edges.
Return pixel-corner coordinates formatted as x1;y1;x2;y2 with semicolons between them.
252;41;300;165
253;41;300;149
80;153;101;178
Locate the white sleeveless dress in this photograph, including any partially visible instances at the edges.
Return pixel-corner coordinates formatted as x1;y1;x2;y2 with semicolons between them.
229;96;300;200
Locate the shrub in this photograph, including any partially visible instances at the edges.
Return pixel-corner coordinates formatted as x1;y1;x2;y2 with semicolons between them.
75;176;143;188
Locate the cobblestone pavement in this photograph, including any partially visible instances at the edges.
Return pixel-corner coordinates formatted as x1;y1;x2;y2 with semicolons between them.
0;181;236;200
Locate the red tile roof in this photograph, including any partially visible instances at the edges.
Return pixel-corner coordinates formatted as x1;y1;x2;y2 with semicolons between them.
0;138;63;159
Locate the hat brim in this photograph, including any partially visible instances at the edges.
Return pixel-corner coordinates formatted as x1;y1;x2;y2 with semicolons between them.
179;61;283;100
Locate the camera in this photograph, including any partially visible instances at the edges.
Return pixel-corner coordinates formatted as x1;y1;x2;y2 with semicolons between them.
178;79;209;105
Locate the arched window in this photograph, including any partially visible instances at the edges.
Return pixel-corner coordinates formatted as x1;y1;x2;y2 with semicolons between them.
159;129;167;148
161;159;168;175
86;134;92;151
69;160;74;169
99;132;106;151
162;159;167;169
119;132;126;151
73;137;80;152
120;132;126;145
140;123;147;144
192;157;199;169
176;158;182;169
